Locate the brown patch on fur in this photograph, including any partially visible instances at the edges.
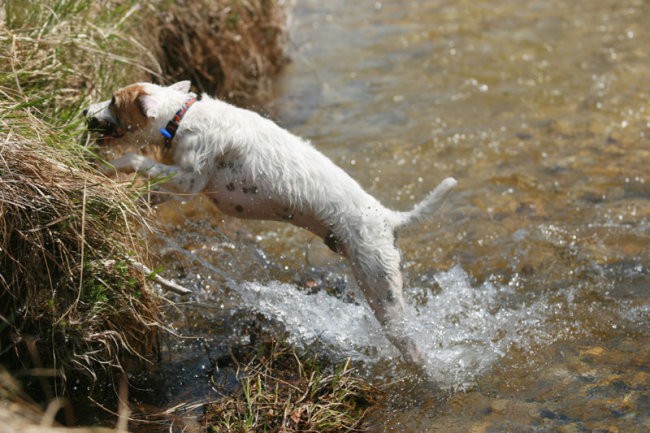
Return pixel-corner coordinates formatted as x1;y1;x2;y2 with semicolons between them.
112;84;149;132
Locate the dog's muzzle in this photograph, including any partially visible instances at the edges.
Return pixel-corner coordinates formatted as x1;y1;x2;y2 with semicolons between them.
83;105;123;145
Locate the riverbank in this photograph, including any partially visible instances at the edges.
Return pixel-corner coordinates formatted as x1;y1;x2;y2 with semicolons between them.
0;1;361;432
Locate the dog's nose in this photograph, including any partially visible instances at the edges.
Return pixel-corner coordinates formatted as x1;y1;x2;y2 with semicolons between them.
86;116;103;131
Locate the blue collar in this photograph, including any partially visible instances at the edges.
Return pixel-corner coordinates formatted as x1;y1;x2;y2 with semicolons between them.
160;97;198;148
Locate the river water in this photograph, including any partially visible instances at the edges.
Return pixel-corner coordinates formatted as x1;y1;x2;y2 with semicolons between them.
147;0;649;431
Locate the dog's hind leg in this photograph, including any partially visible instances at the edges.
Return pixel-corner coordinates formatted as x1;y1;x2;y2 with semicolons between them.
347;242;424;366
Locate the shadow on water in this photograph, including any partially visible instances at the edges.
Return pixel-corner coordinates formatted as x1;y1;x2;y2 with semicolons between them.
128;0;649;431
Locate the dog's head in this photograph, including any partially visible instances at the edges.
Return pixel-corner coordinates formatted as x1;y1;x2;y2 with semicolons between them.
83;81;192;145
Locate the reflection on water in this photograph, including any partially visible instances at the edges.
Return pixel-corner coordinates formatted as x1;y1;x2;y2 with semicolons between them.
150;0;649;430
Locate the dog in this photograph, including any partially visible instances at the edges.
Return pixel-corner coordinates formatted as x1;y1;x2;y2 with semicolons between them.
84;81;457;367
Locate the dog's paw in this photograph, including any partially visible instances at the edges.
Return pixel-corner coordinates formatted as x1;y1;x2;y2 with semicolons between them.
106;152;146;174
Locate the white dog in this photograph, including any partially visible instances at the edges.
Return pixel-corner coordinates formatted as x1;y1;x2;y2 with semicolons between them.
84;81;457;366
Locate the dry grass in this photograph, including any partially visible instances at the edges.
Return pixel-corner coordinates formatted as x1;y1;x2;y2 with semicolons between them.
0;0;167;383
152;0;288;104
2;0;159;113
0;365;120;432
0;125;162;378
204;341;380;433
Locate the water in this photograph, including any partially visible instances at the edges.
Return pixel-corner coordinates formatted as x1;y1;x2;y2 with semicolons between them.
237;265;575;390
148;0;649;430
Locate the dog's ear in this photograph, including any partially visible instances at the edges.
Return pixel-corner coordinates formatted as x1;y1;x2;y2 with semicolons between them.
138;93;161;119
169;80;191;94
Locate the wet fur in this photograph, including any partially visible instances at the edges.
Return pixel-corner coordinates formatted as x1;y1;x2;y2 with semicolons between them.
84;81;457;366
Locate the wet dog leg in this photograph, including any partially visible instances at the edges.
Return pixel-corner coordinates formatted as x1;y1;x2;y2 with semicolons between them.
347;243;424;366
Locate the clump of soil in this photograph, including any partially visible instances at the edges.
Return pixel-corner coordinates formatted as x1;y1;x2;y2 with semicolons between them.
1;1;166;427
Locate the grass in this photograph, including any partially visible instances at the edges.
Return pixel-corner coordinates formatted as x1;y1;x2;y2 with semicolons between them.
2;0;158;116
204;341;380;433
0;0;167;380
0;138;160;365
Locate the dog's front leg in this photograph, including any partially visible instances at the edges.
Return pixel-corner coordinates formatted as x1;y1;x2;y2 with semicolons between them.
102;152;148;175
104;152;207;194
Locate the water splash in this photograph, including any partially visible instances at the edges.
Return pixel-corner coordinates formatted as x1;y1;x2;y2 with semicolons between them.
402;265;553;389
237;280;398;361
236;265;570;389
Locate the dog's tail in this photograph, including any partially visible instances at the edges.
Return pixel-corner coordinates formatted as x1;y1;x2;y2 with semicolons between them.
394;177;457;231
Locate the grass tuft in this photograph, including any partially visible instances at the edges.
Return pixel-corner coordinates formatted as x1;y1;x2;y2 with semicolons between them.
204;341;380;433
0;109;163;379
